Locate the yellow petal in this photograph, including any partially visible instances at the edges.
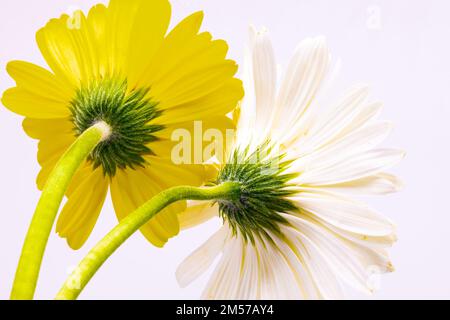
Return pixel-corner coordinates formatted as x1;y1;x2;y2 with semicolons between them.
178;201;219;230
110;167;180;247
137;11;204;88
37;134;74;165
37;154;60;190
157;115;235;139
25;118;76;190
126;0;171;87
56;168;108;250
71;9;103;80
105;0;149;76
2;87;70;119
158;78;243;124
154;61;238;109
145;157;207;187
140;9;241;112
22;118;73;140
110;159;206;247
38;157;91;193
35;138;76;190
205;163;220;181
6;61;73;101
36;5;116;87
86;4;109;77
36;15;83;87
152;115;235;164
142;10;243;122
66;162;94;196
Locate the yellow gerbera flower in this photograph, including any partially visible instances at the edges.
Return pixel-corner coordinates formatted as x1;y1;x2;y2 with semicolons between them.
2;0;243;250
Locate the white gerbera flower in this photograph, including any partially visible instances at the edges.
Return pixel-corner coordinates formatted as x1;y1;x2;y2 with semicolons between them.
176;28;404;300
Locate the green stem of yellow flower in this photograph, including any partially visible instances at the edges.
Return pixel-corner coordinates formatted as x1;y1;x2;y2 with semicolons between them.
55;181;241;300
10;121;111;300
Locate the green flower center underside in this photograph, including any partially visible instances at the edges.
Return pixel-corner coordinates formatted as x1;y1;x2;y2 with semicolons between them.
214;143;300;243
70;78;163;176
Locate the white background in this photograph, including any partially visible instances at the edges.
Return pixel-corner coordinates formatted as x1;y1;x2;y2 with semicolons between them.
0;0;449;299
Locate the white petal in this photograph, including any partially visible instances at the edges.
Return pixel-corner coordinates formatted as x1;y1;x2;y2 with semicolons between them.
335;101;383;140
201;235;242;299
297;148;405;186
270;227;320;299
285;215;375;294
235;242;261;299
283;227;344;299
293;191;395;236
298;85;370;153
220;238;244;299
236;32;257;145
318;218;397;249
257;236;303;299
323;173;403;195
293;121;393;171
273;36;330;142
344;242;394;274
176;227;228;288
310;218;396;274
250;27;277;135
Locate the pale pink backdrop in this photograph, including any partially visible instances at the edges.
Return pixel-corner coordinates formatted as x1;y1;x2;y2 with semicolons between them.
0;0;449;299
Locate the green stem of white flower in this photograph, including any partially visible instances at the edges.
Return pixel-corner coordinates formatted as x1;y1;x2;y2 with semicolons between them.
55;182;241;300
10;121;111;300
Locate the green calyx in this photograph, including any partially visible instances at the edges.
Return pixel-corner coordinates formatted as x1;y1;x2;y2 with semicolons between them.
70;78;163;176
214;142;299;243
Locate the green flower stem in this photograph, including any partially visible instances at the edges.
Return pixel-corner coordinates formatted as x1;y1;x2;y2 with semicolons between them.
55;181;241;300
11;122;111;300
